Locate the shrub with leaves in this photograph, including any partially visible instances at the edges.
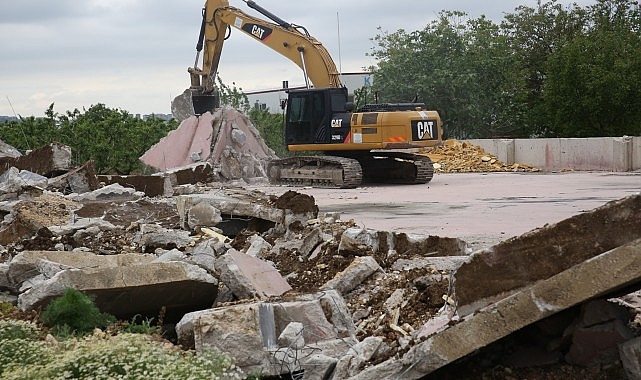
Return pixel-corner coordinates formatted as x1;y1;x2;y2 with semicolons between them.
40;288;115;336
1;332;244;380
0;320;51;376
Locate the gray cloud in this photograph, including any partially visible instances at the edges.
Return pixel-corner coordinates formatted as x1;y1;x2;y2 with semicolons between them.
0;0;596;117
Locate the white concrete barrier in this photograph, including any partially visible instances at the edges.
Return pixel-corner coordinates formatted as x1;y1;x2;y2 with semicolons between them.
467;137;641;172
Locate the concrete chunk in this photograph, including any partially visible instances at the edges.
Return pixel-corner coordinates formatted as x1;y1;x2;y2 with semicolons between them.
0;142;71;177
321;256;381;295
454;194;641;315
351;238;641;379
97;174;172;197
18;260;217;321
177;291;355;377
7;251;154;287
47;161;99;195
215;249;291;299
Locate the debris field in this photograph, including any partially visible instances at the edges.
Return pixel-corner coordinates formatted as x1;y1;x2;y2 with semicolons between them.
0;109;640;380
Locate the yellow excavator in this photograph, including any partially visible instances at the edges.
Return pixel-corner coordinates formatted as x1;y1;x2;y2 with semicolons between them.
187;0;443;188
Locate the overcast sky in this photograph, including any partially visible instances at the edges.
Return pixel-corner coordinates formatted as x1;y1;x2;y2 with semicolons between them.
1;0;596;117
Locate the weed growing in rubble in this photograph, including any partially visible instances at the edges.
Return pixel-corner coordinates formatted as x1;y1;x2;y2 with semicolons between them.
0;326;245;379
40;288;116;336
124;314;161;335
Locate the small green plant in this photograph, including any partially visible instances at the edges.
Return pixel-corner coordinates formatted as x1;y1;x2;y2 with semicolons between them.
0;320;51;376
124;314;161;335
0;302;15;316
40;288;115;336
1;332;245;379
0;319;39;341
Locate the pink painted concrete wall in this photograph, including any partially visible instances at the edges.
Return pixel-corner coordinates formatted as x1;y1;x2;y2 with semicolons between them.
140;113;214;171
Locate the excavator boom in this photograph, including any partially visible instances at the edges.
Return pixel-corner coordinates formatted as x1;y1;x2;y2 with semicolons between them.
189;0;342;97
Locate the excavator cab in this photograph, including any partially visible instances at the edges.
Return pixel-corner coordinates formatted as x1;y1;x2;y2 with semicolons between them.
285;87;351;147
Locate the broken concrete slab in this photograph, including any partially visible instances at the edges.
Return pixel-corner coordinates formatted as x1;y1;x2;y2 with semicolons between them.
176;192;284;230
333;336;387;379
350;238;641;379
185;201;222;229
47;217;116;236
391;256;467;273
339;228;469;257
454;193;641;316
0;167;48;198
67;183;142;202
245;234;272;257
176;290;355;377
278;321;305;350
18;260;217;321
138;223;195;252
321;256;382;295
0;140;21;159
98;174;172;197
140;113;214;171
7;251;154;289
215;249;291;299
157;162;216;187
0;142;72;177
47;161;99;195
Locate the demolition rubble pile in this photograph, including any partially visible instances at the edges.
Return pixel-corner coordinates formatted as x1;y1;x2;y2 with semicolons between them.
1;138;641;379
420;139;540;173
140;107;277;183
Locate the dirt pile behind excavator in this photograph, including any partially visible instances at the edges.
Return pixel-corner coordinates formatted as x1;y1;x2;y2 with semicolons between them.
420;139;540;173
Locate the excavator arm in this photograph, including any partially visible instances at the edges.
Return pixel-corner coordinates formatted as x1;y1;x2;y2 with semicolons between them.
188;0;342;96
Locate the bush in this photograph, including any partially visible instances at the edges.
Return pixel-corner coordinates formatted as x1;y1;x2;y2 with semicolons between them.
1;333;244;380
0;319;39;341
0;320;51;376
40;288;115;336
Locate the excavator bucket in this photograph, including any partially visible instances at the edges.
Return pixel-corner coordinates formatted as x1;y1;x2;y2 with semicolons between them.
171;89;220;122
192;93;219;115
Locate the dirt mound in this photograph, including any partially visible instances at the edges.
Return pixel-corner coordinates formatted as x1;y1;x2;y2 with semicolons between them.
273;190;318;214
419;140;540;173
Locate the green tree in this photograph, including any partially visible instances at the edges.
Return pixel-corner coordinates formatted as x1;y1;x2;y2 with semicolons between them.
248;107;286;157
56;104;177;174
502;0;588;135
0;104;177;175
217;76;251;113
544;0;641;136
370;11;526;138
0;104;59;150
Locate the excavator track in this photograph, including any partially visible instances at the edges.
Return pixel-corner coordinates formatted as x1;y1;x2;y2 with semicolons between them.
354;152;434;185
267;155;363;188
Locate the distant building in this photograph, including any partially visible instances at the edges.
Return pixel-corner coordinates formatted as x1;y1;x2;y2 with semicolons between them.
0;116;19;122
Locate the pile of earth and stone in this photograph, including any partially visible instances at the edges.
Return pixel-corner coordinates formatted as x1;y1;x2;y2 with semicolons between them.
419;139;540;173
0;112;640;379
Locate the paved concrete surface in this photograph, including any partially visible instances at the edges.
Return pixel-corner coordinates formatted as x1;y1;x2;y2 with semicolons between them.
254;172;641;250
